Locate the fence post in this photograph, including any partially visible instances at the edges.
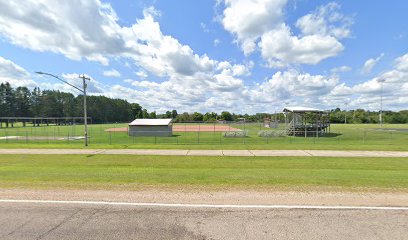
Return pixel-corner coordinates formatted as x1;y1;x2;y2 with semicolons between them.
390;131;393;144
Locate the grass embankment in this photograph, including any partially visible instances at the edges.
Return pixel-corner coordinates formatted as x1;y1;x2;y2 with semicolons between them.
0;155;407;191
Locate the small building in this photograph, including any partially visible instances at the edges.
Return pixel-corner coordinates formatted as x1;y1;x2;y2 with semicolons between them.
128;119;173;137
283;107;330;137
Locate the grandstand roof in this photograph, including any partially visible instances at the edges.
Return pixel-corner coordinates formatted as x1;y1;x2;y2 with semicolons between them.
283;107;325;113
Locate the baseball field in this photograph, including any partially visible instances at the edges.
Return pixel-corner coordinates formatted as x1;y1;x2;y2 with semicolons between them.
0;123;407;150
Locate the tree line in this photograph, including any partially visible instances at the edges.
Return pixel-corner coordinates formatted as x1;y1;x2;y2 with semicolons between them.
0;82;147;123
329;108;408;124
1;82;408;124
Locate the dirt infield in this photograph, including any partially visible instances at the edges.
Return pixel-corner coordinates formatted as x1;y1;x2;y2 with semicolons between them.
105;125;241;132
105;127;128;132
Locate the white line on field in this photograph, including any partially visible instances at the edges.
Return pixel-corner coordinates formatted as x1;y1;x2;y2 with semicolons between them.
0;199;407;211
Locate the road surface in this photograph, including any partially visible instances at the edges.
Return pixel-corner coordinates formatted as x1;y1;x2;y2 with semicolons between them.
0;201;407;240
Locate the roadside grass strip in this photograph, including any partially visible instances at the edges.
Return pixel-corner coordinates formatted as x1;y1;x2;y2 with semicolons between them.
0;155;407;190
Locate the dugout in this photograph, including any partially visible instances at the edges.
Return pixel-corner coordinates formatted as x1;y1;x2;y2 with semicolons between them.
128;119;173;137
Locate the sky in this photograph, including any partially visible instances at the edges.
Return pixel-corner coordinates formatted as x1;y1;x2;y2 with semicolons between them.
0;0;407;114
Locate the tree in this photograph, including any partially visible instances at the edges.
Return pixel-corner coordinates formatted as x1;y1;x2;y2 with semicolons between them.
165;111;172;118
203;112;218;122
0;82;15;117
141;109;149;118
30;87;42;117
0;83;7;117
130;103;143;119
149;111;156;119
14;86;32;117
176;112;190;122
171;110;178;119
221;111;233;121
191;112;203;121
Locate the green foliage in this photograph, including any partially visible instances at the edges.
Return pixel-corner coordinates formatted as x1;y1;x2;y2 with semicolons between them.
203;112;218;122
191;112;203;121
171;110;178;119
221;111;233;121
329;108;408;124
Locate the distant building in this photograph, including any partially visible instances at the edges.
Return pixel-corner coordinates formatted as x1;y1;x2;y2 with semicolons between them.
128;119;173;137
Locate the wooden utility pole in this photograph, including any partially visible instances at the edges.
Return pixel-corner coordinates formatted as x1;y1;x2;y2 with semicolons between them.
79;74;91;146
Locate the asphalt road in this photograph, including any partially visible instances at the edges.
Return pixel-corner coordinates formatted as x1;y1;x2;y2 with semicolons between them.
0;202;407;240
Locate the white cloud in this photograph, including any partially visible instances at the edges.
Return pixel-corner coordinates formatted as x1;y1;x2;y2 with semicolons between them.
250;70;338;106
214;39;221;46
324;52;408;110
103;69;121;78
135;70;148;78
361;53;384;74
331;65;352;73
0;1;254;112
219;1;352;67
0;0;128;65
200;22;210;33
295;2;352;39
60;73;106;94
220;0;287;55
0;56;36;87
259;24;344;67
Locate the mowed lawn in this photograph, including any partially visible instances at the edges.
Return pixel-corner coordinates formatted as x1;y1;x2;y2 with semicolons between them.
0;155;407;190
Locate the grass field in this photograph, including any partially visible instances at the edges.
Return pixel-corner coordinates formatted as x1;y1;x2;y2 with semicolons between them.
0;155;407;190
0;123;407;150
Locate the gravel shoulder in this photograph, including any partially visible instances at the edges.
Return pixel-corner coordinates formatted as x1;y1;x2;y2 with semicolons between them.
1;188;407;207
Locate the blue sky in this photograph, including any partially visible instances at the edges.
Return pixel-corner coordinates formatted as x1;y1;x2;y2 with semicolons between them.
0;0;407;114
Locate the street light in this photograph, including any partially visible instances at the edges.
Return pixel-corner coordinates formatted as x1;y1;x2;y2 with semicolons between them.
344;102;348;124
35;72;91;146
377;78;386;126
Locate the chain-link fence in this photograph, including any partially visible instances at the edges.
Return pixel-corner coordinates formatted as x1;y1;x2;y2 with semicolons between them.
0;121;407;147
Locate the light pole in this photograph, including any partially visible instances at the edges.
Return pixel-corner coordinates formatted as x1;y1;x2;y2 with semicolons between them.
344;102;348;124
35;72;91;146
377;79;385;126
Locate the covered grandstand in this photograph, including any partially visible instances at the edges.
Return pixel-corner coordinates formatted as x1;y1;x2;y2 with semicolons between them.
283;107;330;137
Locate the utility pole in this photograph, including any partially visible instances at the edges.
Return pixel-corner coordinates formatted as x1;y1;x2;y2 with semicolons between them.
79;74;91;146
344;102;348;124
36;71;91;147
377;79;385;126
